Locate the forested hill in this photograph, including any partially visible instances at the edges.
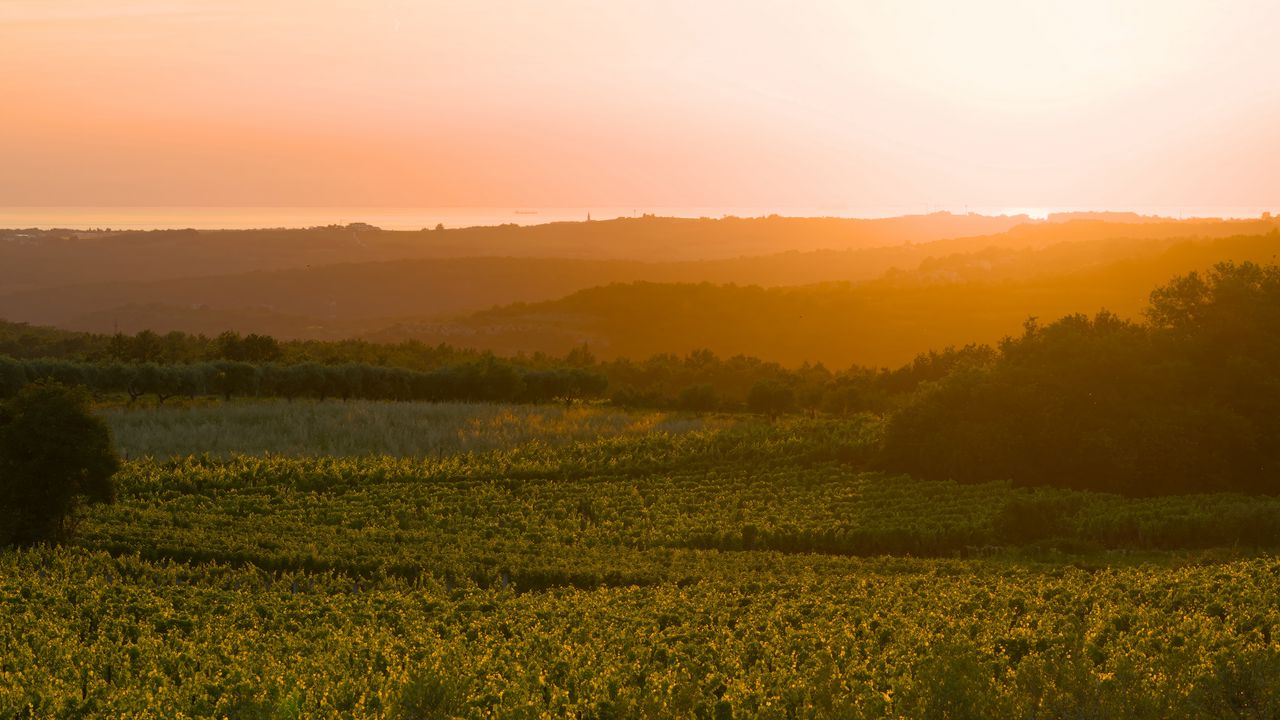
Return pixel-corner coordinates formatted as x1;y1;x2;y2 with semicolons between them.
374;231;1280;367
0;230;1192;335
0;212;1031;294
2;216;1275;340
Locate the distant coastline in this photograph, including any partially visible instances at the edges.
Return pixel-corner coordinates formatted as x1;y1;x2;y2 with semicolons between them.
0;205;1276;232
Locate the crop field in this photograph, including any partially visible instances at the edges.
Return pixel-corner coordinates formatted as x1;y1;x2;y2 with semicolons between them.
5;417;1280;718
7;547;1280;719
12;2;1278;717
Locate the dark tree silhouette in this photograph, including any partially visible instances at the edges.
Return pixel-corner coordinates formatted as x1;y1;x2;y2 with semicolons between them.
0;384;120;545
747;379;794;417
879;265;1280;495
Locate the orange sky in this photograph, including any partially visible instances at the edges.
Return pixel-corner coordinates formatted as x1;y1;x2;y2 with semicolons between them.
2;1;1277;209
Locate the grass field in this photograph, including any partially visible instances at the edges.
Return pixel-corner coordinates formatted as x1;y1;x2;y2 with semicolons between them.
6;414;1280;718
100;400;717;459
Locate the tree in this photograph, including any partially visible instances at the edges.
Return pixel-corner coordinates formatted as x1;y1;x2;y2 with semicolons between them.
128;362;183;405
677;384;720;412
210;361;259;401
876;306;1270;495
213;331;245;361
240;333;283;362
563;344;596;368
0;357;24;399
747;379;794;417
0;384;120;545
130;329;164;363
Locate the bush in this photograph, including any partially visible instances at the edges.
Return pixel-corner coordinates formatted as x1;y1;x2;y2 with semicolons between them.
878;299;1280;495
747;379;794;417
677;384;721;412
993;493;1086;543
0;383;120;545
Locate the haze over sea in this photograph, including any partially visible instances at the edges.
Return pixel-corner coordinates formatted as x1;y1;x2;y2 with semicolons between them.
3;206;1277;232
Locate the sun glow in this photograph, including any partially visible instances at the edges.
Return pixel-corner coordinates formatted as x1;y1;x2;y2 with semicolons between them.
998;208;1052;220
0;1;1276;209
836;1;1200;107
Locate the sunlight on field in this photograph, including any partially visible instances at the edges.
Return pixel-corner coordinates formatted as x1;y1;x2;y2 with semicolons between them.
6;1;1280;715
100;400;721;459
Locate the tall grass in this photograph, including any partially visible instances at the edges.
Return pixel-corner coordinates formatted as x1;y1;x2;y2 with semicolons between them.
100;400;718;459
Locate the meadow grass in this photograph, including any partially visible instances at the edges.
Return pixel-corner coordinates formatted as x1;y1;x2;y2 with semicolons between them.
99;399;719;459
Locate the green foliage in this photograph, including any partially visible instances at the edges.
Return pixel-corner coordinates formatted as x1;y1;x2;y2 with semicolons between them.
677;383;721;411
54;418;1280;584
0;317;1025;417
217;331;283;362
746;379;794;416
13;261;1280;500
993;493;1086;544
5;546;1280;718
881;263;1280;495
0;355;24;399
0;384;120;545
3;417;1280;716
7;356;613;407
9;256;1280;716
101;400;713;460
392;668;469;720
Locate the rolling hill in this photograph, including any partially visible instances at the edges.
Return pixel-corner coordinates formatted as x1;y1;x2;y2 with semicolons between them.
0;212;1032;294
3;216;1275;339
369;231;1280;367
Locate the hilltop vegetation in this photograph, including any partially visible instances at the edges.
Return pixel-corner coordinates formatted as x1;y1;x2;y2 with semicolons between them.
4;216;1278;363
7;227;1278;369
0;212;1028;293
881;262;1280;494
386;231;1280;366
8;260;1280;488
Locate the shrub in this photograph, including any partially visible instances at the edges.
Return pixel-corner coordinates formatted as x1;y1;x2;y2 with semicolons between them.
747;379;794;417
993;493;1086;543
0;383;120;545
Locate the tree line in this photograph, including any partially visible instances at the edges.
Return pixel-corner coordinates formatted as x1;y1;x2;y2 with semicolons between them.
0;357;607;406
0;321;982;413
7;262;1280;496
878;262;1280;495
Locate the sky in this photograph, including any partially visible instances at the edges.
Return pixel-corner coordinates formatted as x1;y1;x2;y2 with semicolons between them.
2;0;1278;209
